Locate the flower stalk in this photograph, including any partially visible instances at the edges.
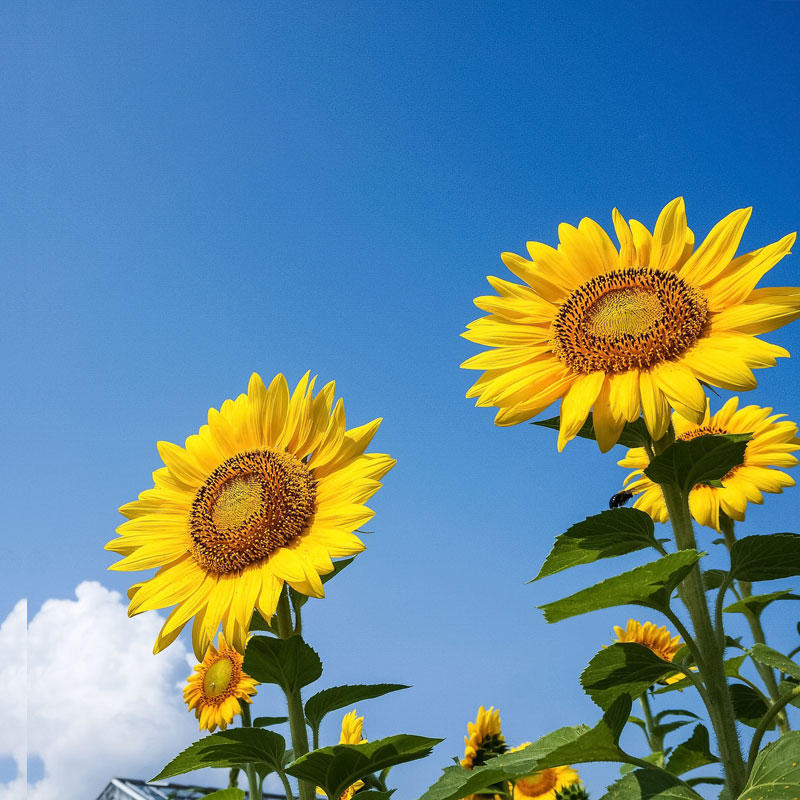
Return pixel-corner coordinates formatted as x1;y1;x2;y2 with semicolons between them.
240;703;263;800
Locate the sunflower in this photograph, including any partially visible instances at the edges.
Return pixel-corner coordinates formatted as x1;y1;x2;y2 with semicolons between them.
512;766;581;800
183;635;258;732
613;619;690;686
461;706;507;769
462;198;798;451
318;710;367;799
619;398;799;530
107;372;395;659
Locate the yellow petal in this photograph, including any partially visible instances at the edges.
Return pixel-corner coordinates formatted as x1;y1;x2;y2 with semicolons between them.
651;198;688;271
680;207;752;287
557;371;605;451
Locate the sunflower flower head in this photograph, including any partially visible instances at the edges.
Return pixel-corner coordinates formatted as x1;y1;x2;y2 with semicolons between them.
107;372;396;659
513;765;581;800
317;710;368;800
619;398;799;530
183;635;258;733
462;198;798;451
461;706;507;769
613;619;682;662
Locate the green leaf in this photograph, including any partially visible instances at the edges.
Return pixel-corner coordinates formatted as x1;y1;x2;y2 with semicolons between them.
534;509;660;581
736;730;800;799
304;684;410;732
702;569;728;591
243;635;322;693
252;716;289;728
730;533;800;581
749;643;800;680
684;777;724;788
656;720;692;737
201;791;245;800
353;793;395;800
778;679;800;708
286;734;441;800
724;590;800;618
654;710;700;723
655;656;744;694
730;684;773;729
533;414;650;448
581;643;676;709
539;551;701;623
153;728;286;780
644;435;749;492
601;769;704;799
663;725;718;776
419;697;633;800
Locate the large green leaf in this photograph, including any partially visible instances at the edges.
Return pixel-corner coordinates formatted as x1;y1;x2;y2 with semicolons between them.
539;551;701;623
201;791;244;800
581;643;676;709
534;509;660;581
153;728;286;780
749;643;800;681
602;770;704;799
730;533;800;581
305;684;410;732
243;635;322;693
286;734;441;800
730;684;773;729
644;435;749;492
419;697;633;800
533;415;650;448
737;731;800;800
663;725;718;776
723;590;800;618
253;715;289;728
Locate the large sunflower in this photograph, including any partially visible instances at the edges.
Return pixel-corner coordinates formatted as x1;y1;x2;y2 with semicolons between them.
183;635;258;732
462;198;798;450
107;372;395;659
620;398;799;530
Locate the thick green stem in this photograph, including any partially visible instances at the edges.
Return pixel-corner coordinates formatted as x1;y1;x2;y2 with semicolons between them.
275;589;315;800
639;692;660;753
746;686;800;775
240;704;263;800
658;479;746;797
719;516;791;734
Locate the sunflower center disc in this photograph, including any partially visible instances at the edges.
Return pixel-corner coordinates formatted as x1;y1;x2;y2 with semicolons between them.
551;267;708;373
189;449;317;574
516;769;558;796
203;657;234;699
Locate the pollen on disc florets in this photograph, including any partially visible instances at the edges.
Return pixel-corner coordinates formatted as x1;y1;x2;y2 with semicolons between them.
551;267;708;374
189;449;317;574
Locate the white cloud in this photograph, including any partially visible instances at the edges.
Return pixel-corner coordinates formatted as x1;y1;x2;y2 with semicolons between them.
0;582;251;800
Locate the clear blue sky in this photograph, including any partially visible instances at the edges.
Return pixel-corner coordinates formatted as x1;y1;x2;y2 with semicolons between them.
5;1;800;796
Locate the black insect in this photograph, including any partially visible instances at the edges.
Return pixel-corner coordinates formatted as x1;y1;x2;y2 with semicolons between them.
608;490;633;509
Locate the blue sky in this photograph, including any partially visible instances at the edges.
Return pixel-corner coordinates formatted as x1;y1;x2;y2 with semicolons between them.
5;0;800;796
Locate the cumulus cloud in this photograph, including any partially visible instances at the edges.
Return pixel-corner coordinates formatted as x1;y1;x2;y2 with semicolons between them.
0;582;239;800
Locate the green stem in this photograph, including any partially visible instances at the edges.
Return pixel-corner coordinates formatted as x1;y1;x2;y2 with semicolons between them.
277;770;296;800
719;516;791;734
746;686;800;775
639;692;660;753
275;588;315;800
657;478;746;797
240;704;263;800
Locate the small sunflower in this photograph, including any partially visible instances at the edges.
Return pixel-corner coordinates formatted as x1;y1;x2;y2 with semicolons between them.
620;398;799;530
513;766;581;800
613;619;690;686
462;198;798;451
318;710;367;799
183;635;258;732
107;372;395;659
462;706;507;769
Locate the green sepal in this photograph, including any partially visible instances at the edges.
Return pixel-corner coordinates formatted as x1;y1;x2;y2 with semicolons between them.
643;434;749;492
419;696;634;800
736;731;800;799
539;551;701;623
729;533;800;581
724;590;800;617
748;643;800;680
243;634;322;693
730;683;773;729
152;728;286;781
533;509;660;581
601;769;703;799
285;734;441;800
533;414;650;448
663;725;718;776
304;683;410;732
581;643;676;709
